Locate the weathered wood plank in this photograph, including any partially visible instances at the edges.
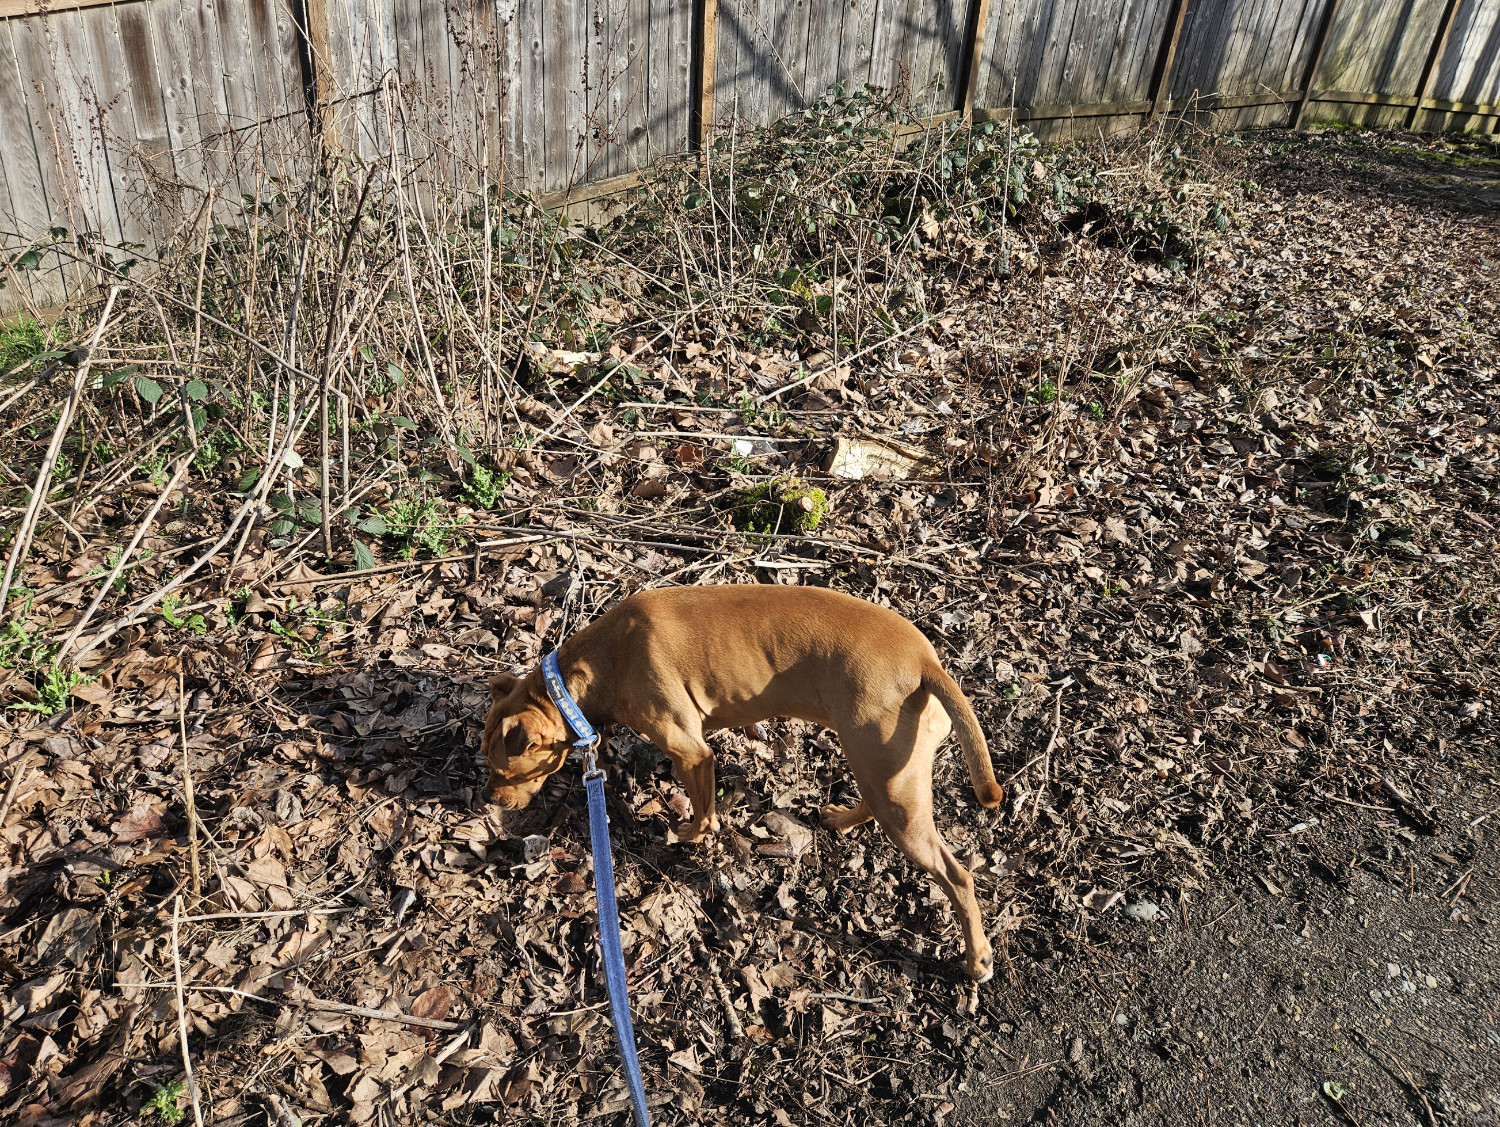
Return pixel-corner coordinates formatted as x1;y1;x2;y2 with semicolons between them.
52;10;124;247
81;5;150;245
1408;0;1462;125
694;0;717;144
1294;0;1345;124
1148;0;1190;115
7;17;75;302
0;19;53;307
961;0;994;115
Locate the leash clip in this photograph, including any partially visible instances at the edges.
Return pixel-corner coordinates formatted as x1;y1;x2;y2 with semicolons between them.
581;739;604;781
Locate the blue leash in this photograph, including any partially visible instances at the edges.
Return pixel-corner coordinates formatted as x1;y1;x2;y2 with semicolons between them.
542;651;652;1127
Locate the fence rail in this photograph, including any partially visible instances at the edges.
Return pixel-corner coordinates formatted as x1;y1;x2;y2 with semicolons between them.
0;0;1496;313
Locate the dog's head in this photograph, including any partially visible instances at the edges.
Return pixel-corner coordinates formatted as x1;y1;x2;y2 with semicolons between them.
481;671;572;809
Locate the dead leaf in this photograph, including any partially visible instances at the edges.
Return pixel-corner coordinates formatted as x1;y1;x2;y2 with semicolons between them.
111;798;167;843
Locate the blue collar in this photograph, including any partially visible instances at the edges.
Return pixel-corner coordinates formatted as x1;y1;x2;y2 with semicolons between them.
541;650;598;748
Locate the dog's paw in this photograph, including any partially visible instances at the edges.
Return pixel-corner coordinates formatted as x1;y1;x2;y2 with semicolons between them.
820;800;871;834
968;946;995;983
671;820;709;844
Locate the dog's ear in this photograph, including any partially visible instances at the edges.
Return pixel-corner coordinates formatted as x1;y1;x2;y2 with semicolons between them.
489;672;519;699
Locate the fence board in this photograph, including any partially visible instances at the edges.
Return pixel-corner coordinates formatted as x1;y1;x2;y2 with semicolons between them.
1;0;1499;319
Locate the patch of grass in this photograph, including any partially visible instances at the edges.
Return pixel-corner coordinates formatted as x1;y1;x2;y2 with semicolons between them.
730;478;828;534
0;314;47;376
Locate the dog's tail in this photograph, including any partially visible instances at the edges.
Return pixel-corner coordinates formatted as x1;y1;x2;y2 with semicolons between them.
922;664;1004;808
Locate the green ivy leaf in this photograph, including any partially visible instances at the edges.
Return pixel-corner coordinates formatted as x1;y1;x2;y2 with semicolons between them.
387;363;406;387
134;376;162;404
353;540;375;571
298;499;322;524
356;514;386;536
190;406;207;433
184;379;208;400
270;518;295;536
391;416;416;429
102;364;138;389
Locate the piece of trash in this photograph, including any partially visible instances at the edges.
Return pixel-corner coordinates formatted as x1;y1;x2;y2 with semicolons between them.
522;834;551;863
1084;889;1125;913
823;435;934;480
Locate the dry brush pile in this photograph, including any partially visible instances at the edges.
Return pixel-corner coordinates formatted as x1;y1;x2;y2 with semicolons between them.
1;100;1498;1125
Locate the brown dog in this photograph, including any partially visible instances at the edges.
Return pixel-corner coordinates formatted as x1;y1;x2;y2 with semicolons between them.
482;584;1003;981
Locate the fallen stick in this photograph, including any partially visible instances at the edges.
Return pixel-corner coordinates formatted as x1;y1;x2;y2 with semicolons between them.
171;897;207;1127
757;316;932;403
0;758;29;828
155;983;466;1031
264;535;548;589
1378;773;1441;833
690;925;744;1042
0;286;120;613
57;451;195;658
178;671;202;906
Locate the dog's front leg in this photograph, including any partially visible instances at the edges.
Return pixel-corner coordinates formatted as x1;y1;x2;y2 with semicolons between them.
653;728;720;843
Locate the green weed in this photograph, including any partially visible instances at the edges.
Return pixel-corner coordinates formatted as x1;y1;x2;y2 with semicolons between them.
1028;380;1059;404
9;667;88;716
161;593;206;633
386;496;466;558
142;1080;186;1125
461;463;511;510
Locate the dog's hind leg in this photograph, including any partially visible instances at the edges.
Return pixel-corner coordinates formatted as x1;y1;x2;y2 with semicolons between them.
844;695;994;982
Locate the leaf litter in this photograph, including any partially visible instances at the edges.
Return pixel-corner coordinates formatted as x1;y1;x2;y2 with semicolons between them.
1;115;1499;1125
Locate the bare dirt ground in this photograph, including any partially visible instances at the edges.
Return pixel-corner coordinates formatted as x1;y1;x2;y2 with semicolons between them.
2;121;1499;1126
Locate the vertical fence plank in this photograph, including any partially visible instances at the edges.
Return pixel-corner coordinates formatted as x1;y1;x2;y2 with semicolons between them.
303;0;336;149
1292;0;1345;126
1406;0;1462;127
960;0;994;116
1147;0;1188;118
693;0;716;148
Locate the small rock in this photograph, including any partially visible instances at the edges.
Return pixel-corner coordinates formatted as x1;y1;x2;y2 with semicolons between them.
1113;1013;1129;1026
1123;901;1159;923
1386;963;1401;979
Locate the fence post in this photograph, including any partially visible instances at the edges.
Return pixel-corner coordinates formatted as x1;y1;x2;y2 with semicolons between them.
293;0;337;152
1407;0;1463;130
1292;0;1346;128
1147;0;1191;120
692;0;718;151
959;0;995;118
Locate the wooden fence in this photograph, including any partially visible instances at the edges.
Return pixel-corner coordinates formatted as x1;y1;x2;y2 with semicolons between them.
0;0;1497;312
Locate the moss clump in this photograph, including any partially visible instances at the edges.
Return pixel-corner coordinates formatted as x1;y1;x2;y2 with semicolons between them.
731;478;828;534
